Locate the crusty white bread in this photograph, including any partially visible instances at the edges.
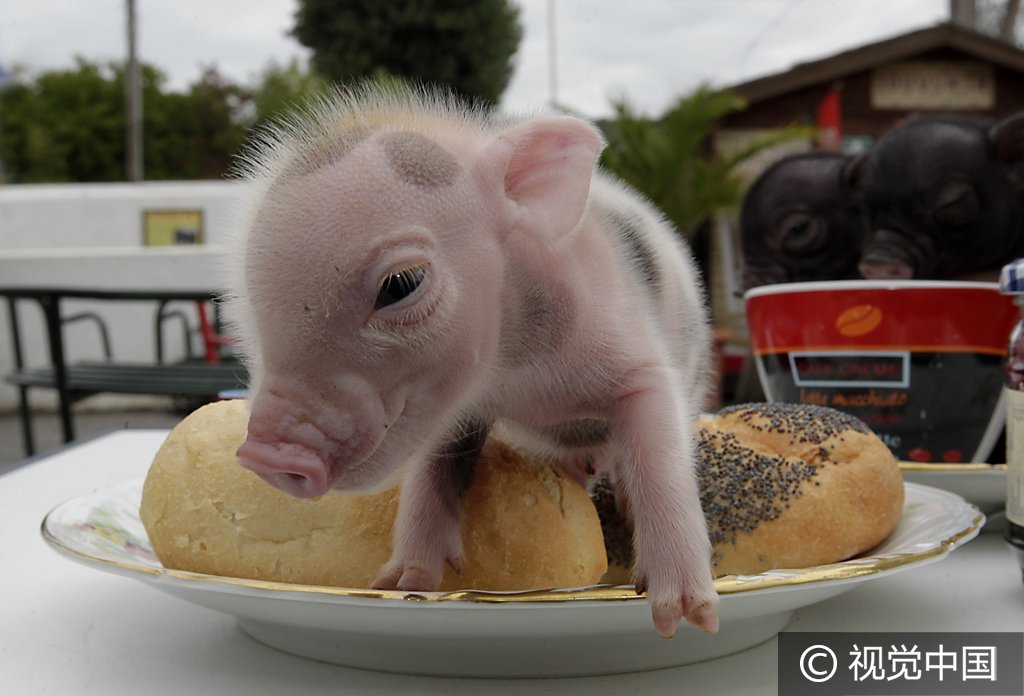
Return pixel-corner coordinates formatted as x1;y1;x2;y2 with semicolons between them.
140;399;607;591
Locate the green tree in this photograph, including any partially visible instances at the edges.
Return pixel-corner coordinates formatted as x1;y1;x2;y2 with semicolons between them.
251;58;329;125
600;86;809;241
179;67;250;178
0;60;252;182
0;59;126;182
292;0;522;105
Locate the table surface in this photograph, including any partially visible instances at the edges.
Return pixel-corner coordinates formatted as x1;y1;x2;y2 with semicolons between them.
4;430;1022;695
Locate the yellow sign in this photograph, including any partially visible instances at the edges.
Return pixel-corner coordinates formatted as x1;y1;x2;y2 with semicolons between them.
143;210;204;246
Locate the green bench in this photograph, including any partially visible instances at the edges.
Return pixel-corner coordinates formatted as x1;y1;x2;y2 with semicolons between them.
5;361;246;400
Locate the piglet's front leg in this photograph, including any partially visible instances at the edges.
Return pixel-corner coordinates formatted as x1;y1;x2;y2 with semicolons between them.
372;420;489;591
613;377;719;639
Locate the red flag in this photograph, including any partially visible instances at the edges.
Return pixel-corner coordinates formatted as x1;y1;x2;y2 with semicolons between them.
816;86;842;151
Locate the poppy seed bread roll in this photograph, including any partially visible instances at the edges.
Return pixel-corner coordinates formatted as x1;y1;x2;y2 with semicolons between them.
140;399;607;591
597;402;904;581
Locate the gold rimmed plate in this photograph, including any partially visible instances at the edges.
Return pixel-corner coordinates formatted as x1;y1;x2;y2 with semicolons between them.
899;461;1007;515
42;480;981;677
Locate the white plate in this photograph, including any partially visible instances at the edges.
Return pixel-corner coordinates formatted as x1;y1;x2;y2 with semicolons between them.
900;462;1007;515
41;481;981;677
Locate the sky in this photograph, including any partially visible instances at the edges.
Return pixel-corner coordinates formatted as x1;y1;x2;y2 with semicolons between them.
0;0;952;119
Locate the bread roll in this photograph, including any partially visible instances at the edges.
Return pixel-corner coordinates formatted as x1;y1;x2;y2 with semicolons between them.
140;399;607;591
597;402;904;581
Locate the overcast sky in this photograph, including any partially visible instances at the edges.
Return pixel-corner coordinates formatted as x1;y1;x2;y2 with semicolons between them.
1;0;951;118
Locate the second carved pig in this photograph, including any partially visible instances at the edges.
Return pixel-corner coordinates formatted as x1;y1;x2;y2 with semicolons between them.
225;86;718;638
859;113;1024;280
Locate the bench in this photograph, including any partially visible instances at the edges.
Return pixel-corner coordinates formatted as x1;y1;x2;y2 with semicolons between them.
1;286;249;457
6;361;247;398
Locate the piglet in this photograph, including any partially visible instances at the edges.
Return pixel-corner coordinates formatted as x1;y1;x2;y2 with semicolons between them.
225;85;718;638
739;152;864;290
858;113;1024;280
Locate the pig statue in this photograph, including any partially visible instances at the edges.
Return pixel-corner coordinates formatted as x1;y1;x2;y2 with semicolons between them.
225;85;718;638
739;152;865;290
858;112;1024;280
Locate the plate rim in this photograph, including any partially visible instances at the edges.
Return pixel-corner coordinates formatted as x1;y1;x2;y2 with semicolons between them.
899;462;1007;472
40;480;983;604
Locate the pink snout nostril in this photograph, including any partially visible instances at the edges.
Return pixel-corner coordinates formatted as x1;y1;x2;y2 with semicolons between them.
236;440;331;499
258;471;327;499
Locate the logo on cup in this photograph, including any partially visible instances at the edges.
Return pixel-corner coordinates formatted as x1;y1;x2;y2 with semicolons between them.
835;304;883;337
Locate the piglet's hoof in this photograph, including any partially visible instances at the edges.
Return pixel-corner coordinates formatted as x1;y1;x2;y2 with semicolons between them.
650;599;720;639
688;602;720;635
371;565;439;592
371;554;462;592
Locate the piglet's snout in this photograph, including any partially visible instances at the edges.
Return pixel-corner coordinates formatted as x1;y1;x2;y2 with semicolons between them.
236;378;393;497
236;439;332;498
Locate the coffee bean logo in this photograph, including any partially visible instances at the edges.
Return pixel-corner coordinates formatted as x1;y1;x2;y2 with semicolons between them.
835;304;883;337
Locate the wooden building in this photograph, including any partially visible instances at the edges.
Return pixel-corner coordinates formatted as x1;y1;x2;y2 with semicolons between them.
720;21;1024;153
709;22;1024;391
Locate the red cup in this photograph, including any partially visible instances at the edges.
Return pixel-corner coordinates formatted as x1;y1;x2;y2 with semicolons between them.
744;281;1017;463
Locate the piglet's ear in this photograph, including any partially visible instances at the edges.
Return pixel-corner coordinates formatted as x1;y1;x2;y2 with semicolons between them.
840;152;867;193
482;117;605;240
990;112;1024;165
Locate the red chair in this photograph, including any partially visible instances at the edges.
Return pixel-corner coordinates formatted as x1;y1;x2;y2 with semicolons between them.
195;301;236;364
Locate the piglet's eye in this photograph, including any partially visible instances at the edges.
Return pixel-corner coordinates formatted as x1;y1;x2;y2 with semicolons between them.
375;265;426;309
934;184;978;228
778;213;823;253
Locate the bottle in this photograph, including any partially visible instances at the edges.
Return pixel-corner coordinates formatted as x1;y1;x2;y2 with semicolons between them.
999;259;1024;581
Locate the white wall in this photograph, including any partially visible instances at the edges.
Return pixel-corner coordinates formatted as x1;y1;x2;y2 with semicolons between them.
0;181;249;411
0;180;248;250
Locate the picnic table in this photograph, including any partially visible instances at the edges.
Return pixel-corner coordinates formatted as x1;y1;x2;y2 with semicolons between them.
1;286;248;456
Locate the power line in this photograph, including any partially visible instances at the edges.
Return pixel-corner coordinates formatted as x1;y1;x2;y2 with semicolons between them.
736;0;804;80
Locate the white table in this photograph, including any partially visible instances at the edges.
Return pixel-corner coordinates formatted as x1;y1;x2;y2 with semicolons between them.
3;430;1022;695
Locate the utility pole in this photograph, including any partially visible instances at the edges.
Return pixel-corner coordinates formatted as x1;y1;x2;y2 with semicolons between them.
547;0;558;107
950;0;977;29
0;47;10;182
1001;0;1021;41
125;0;143;181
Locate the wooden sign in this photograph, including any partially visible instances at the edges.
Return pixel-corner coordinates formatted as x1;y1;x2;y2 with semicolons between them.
871;60;994;110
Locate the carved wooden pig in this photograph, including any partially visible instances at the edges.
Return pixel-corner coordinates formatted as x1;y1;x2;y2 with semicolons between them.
739;152;865;290
225;86;718;638
859;113;1024;280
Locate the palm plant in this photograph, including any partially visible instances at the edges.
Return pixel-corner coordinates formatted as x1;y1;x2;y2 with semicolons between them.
600;85;810;242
